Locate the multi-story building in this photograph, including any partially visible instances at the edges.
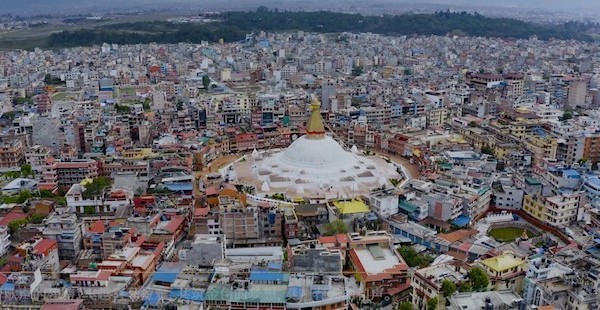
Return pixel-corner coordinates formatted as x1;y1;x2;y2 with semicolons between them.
523;192;582;227
218;196;283;247
13;237;60;276
477;251;527;292
66;184;133;214
583;133;600;164
39;158;99;191
0;225;11;257
0;139;25;171
347;231;410;300
411;262;468;309
25;145;52;172
42;211;83;260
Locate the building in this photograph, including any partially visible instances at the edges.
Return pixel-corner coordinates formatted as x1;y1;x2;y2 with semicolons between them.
25;145;52;172
41;299;86;310
447;290;526;310
1;178;38;195
66;184;133;214
523;192;582;227
347;231;410;300
567;78;587;108
42;211;83;260
0;139;25;172
0;225;11;257
411;262;468;309
218;196;283;247
14;237;60;276
477;251;527;292
39;158;99;191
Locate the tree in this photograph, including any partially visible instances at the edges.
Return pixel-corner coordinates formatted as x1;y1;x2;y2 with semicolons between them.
20;164;32;177
560;111;573;121
441;279;457;297
398;246;433;267
459;281;471;292
8;218;28;234
468;121;477;127
202;75;211;90
323;219;347;236
469;266;489;291
399;301;414;310
351;66;363;76
84;206;96;214
427;297;439;310
82;177;112;199
30;213;46;224
481;145;495;156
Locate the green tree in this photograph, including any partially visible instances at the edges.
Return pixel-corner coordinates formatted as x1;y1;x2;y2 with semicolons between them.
20;164;32;177
202;75;211;90
469;266;489;291
30;213;46;224
82;177;112;199
84;206;96;214
481;145;495;156
560;111;573;121
403;68;412;75
399;301;414;310
441;279;457;297
427;297;438;310
398;246;433;267
459;282;472;292
468;121;477;127
8;218;29;234
351;66;363;76
12;96;34;105
323;219;347;236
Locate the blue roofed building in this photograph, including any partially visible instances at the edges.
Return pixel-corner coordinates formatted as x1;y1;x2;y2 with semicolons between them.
151;262;183;287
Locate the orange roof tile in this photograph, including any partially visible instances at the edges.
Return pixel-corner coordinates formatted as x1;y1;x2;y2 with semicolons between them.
88;221;105;234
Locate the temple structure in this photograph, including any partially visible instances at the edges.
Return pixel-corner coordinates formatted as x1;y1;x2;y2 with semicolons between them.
230;98;403;198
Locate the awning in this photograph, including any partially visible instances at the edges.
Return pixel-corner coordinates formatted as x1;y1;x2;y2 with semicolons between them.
452;215;471;227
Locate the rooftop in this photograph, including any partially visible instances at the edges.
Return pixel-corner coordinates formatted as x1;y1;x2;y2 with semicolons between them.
480;252;525;273
352;245;400;274
332;199;370;214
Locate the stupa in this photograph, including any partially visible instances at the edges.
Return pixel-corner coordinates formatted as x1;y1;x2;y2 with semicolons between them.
232;98;402;197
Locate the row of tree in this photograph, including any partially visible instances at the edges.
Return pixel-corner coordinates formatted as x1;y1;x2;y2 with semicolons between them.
47;9;595;48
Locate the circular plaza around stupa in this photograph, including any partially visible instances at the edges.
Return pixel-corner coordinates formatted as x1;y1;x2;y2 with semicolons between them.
228;99;404;199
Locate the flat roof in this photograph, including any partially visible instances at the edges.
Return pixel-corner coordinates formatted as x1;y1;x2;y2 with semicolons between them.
332;199;370;214
480;253;525;272
205;284;287;304
354;246;400;274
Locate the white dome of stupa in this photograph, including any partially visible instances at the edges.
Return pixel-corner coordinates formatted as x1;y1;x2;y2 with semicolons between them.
280;135;355;169
232;97;404;198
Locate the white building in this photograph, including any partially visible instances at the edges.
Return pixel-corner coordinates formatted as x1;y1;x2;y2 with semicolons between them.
494;185;524;209
367;191;399;218
0;225;10;257
2;178;38;195
66;184;133;214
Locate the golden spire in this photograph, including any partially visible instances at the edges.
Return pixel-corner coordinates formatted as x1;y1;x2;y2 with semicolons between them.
306;97;326;138
521;229;529;240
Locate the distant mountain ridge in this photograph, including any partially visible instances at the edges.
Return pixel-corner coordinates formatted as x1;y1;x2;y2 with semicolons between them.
2;0;599;16
46;9;595;49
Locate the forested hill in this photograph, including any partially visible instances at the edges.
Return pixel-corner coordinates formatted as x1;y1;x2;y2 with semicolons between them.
48;8;595;48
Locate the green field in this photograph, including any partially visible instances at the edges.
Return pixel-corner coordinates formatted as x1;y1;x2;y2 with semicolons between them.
488;226;536;242
52;92;79;101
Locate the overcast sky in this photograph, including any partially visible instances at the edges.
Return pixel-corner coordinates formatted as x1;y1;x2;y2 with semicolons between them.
2;0;599;16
